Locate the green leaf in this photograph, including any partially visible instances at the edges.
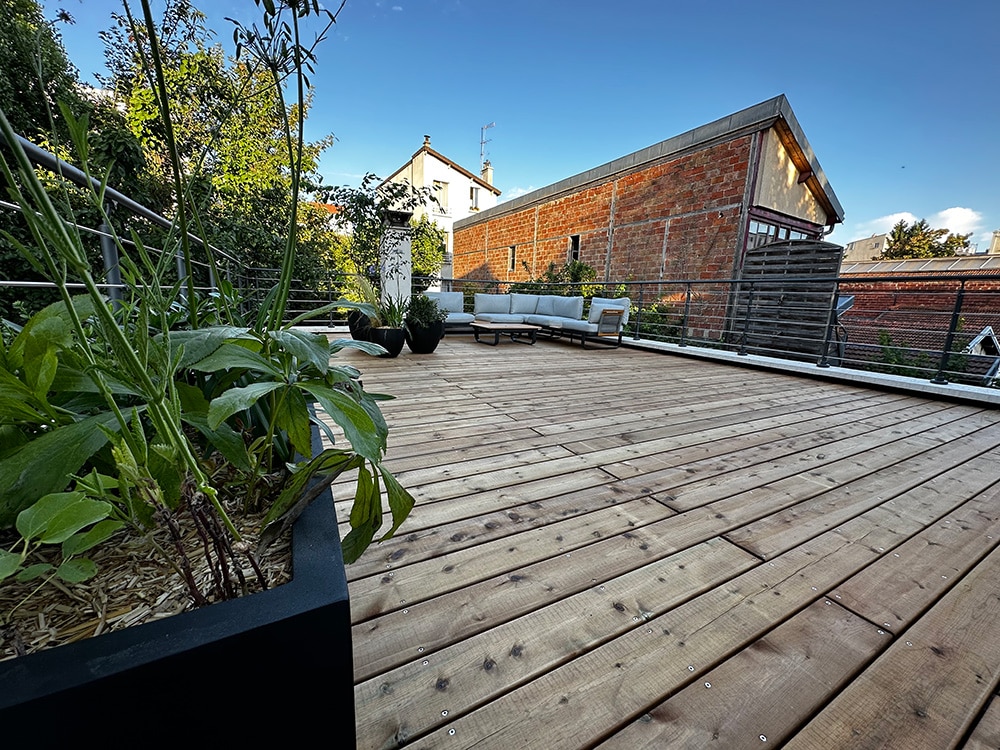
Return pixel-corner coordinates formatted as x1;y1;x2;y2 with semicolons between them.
328;338;389;357
189;343;282;377
268;329;330;375
56;557;98;583
378;466;415;542
341;465;380;564
207;381;284;429
261;449;361;526
273;386;313;459
62;519;124;557
0;409;128;527
160;326;250;370
17;563;54;582
0;549;22;581
8;295;95;367
16;492;113;544
299;382;385;462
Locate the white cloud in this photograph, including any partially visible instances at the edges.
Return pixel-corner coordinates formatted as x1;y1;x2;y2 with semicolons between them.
499;185;538;202
930;207;982;237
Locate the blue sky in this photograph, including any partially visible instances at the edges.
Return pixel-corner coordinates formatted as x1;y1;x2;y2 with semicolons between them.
43;0;1000;249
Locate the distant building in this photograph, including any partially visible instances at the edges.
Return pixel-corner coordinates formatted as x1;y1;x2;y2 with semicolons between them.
452;95;844;287
385;135;501;279
991;230;1000;255
842;233;888;263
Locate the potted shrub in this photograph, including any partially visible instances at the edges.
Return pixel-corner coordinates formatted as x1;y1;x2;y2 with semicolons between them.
404;293;448;354
0;2;413;740
370;294;408;358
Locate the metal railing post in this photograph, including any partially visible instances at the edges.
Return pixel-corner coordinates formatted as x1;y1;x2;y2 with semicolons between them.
632;282;643;340
679;282;692;347
738;282;755;356
98;213;123;312
931;280;967;384
817;280;840;368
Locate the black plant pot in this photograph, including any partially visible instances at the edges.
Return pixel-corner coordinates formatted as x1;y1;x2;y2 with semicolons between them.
369;326;405;358
347;309;372;341
0;425;354;745
404;321;445;354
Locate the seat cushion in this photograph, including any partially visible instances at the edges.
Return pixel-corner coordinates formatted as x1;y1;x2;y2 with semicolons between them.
425;291;466;314
588;297;631;325
551;296;584;320
510;293;539;314
475;313;526;323
474;293;510;315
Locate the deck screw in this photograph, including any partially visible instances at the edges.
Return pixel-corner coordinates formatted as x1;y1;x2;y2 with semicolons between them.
442;710;449;716
402;609;409;614
825;600;832;605
423;660;429;665
417;647;424;652
449;729;456;736
705;682;712;688
811;586;817;591
688;665;695;671
760;735;767;742
878;630;885;635
906;641;913;646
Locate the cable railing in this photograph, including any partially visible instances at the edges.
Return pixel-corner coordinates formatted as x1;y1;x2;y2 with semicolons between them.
418;274;1000;389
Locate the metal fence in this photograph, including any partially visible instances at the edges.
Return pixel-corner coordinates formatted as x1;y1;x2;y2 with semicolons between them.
420;274;1000;389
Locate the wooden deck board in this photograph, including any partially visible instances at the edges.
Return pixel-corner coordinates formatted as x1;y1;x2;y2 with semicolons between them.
324;337;1000;749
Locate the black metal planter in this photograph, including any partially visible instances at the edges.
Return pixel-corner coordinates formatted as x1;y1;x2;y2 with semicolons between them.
0;425;354;745
404;321;445;354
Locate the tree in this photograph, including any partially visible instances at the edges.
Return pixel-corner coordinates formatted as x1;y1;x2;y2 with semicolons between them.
882;218;973;260
410;214;447;281
323;173;436;291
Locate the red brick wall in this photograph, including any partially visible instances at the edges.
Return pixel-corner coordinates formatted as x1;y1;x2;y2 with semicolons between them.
454;136;753;285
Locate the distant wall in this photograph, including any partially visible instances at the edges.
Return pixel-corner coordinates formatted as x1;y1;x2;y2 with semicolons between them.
453;136;753;285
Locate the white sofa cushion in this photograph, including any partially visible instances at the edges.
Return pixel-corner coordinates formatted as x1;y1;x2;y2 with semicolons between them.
474;293;510;315
588;297;631;325
475;313;525;323
551;296;584;319
424;291;466;314
534;295;557;315
510;293;539;314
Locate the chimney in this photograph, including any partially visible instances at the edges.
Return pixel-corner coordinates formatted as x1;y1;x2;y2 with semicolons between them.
423;134;431;147
480;159;493;185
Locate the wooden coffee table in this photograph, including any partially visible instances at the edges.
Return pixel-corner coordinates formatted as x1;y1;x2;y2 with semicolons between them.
471;321;542;345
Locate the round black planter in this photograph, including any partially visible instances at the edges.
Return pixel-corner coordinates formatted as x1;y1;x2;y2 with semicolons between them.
404;321;445;354
347;309;372;341
0;424;354;745
369;327;405;358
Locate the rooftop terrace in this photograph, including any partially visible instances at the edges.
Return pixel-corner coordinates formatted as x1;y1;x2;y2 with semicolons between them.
325;335;1000;750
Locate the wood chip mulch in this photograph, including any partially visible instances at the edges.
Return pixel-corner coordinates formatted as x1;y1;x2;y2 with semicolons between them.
0;507;292;661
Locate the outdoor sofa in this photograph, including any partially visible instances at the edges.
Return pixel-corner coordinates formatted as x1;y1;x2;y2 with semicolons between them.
425;291;631;348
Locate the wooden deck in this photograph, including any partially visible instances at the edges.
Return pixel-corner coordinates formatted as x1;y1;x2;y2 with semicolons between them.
324;336;1000;750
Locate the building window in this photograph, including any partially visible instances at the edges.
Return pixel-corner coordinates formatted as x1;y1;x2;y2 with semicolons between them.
507;246;516;271
748;217;817;249
470;186;479;210
433;180;449;212
569;235;580;262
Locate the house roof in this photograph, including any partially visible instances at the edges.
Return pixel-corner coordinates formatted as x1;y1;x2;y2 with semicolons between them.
455;94;843;230
384;140;501;196
840;255;1000;275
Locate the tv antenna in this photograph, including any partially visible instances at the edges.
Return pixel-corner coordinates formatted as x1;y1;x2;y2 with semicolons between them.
480;122;495;168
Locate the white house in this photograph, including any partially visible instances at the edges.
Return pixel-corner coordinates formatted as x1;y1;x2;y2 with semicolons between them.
384;135;501;279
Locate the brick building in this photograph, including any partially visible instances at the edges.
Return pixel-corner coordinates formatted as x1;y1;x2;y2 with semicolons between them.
452;95;844;287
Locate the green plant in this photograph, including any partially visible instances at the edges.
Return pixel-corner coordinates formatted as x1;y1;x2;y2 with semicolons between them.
0;0;413;652
405;294;447;329
376;294;407;329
